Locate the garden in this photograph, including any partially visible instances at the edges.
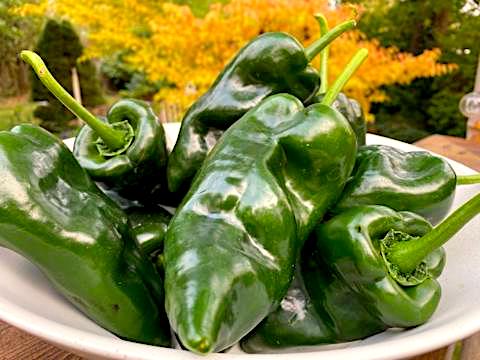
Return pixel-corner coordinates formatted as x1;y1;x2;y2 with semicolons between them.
1;0;478;143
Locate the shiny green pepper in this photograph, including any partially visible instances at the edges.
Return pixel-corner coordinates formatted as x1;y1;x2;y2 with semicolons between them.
165;49;368;354
126;205;172;259
165;91;358;354
0;124;171;346
22;51;168;204
334;145;457;224
309;92;366;146
73;99;168;203
166;20;356;195
243;193;480;352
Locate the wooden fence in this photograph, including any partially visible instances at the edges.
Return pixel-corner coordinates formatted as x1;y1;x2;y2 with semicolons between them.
157;102;182;123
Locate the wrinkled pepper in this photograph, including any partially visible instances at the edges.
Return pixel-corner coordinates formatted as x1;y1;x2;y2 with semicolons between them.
242;207;441;352
334;145;457;224
22;51;168;204
165;50;367;354
0;124;171;346
307;15;366;146
166;19;356;194
243;193;480;352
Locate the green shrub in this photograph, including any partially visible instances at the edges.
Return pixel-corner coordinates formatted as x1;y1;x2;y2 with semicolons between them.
0;103;38;131
31;19;104;134
352;0;478;141
101;53;171;99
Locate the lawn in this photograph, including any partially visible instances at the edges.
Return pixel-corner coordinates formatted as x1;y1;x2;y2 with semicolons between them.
0;97;38;131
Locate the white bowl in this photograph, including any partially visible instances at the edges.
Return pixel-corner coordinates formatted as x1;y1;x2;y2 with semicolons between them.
1;123;480;360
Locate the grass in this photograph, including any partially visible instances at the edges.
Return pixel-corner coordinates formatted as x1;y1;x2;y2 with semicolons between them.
0;96;39;131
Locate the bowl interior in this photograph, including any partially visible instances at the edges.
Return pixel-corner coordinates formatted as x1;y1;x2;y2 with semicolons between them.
1;124;480;360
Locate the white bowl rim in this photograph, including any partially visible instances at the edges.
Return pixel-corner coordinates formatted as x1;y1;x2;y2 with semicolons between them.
0;129;479;360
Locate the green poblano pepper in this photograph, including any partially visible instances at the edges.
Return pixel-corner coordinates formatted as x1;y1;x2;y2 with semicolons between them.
164;92;357;354
22;51;168;204
164;48;369;355
166;20;356;194
243;192;480;353
309;92;366;146
334;145;457;224
73;99;168;203
0;124;171;346
126;204;172;259
242;206;444;352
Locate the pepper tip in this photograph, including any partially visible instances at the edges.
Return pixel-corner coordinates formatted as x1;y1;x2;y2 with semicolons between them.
197;338;212;354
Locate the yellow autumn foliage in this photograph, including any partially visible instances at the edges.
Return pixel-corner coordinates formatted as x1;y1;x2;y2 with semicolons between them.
19;0;456;120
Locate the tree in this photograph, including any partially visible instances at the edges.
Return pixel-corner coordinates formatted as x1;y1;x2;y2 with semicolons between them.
0;0;41;96
350;0;480;140
20;0;455;120
31;19;104;133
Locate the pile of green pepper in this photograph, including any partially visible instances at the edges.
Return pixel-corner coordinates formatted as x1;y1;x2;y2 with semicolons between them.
0;14;478;356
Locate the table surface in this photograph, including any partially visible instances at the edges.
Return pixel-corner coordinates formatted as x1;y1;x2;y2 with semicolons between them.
1;134;479;360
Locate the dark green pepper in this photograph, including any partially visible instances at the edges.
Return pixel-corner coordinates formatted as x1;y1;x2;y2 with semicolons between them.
166;19;356;194
165;93;357;354
334;145;457;224
0;124;171;346
127;204;172;259
243;193;480;353
165;50;367;354
310;92;366;146
22;51;168;204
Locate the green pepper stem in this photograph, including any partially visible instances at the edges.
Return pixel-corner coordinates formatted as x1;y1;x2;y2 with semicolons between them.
316;14;329;94
457;174;480;185
387;192;480;273
321;48;368;107
20;50;126;150
305;19;356;62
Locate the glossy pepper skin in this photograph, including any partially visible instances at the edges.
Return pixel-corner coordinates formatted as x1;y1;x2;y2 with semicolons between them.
334;145;457;224
21;52;169;205
74;99;168;203
164;94;357;354
166;19;358;195
127;205;172;258
242;206;445;352
166;32;325;195
0;125;171;346
309;92;366;146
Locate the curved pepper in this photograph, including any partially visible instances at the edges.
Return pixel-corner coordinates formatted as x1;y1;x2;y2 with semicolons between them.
74;99;168;202
334;145;457;224
22;51;168;204
166;19;356;194
243;192;480;353
242;206;445;352
0;124;171;346
164;49;367;354
164;90;357;353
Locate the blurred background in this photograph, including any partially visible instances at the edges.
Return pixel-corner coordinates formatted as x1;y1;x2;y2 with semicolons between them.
0;0;479;143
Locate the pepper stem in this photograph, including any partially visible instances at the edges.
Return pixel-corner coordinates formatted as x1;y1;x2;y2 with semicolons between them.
20;50;126;150
457;174;480;185
387;192;480;274
315;14;329;94
305;19;356;62
321;48;368;107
